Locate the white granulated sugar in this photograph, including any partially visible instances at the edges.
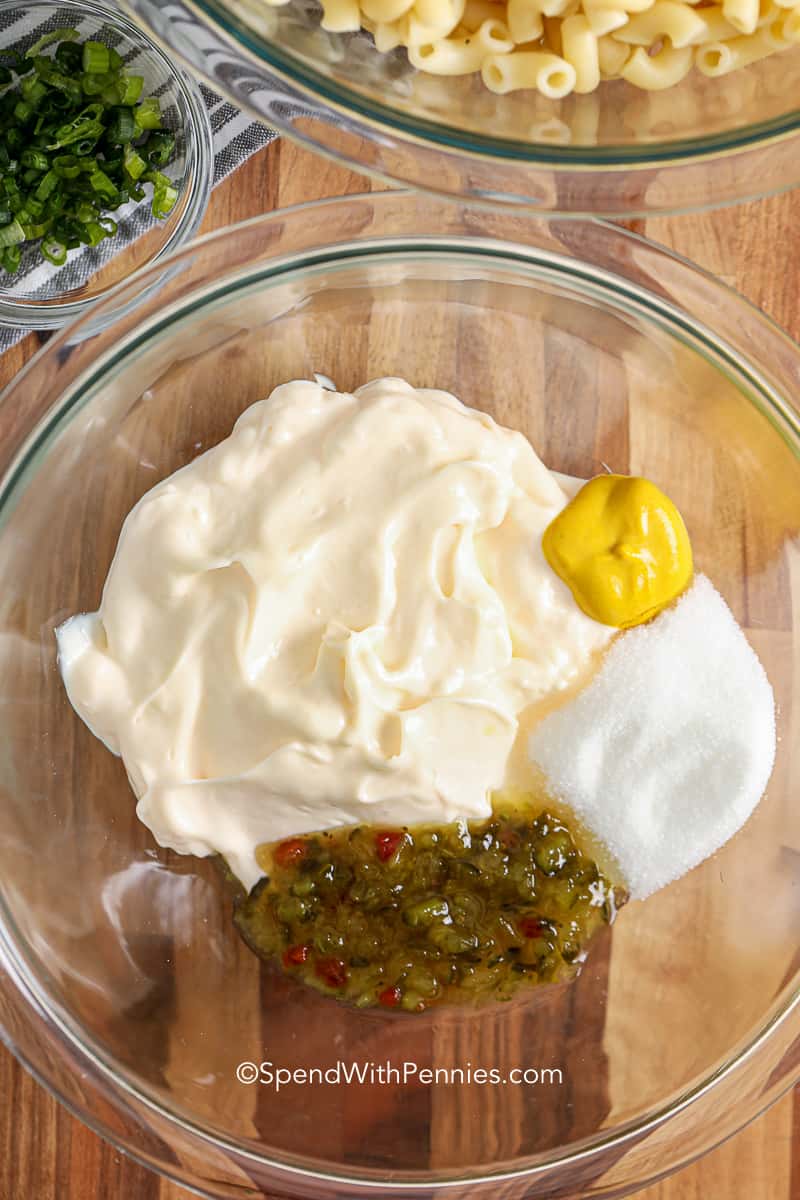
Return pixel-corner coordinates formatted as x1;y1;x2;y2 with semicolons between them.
529;574;776;900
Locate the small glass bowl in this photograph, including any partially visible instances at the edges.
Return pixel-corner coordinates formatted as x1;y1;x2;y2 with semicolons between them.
0;0;214;331
0;193;798;1199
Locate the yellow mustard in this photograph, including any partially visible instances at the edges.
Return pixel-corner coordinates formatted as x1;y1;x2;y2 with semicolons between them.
542;474;693;629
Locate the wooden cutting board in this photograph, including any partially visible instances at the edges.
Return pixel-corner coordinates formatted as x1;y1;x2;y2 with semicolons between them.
0;139;797;1200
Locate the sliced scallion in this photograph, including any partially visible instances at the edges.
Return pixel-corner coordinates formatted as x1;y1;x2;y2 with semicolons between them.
41;237;67;265
106;106;136;144
134;96;162;130
82;40;110;75
0;218;25;247
0;33;178;275
26;29;79;58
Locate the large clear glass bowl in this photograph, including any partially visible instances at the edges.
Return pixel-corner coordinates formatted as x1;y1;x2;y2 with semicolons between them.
121;0;800;216
0;192;798;1200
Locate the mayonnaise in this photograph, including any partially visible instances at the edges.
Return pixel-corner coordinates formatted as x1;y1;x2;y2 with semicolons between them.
57;378;612;889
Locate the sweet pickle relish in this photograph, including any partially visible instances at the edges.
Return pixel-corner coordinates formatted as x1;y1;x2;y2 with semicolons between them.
234;804;625;1012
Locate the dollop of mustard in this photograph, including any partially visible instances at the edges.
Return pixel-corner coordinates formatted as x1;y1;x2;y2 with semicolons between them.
542;474;693;629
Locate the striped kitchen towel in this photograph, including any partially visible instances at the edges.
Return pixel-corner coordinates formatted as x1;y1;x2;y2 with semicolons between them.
0;4;280;355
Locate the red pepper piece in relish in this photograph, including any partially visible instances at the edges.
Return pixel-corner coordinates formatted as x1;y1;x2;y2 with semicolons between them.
375;830;405;862
274;838;307;869
378;985;402;1008
315;957;348;988
283;944;310;967
520;916;547;938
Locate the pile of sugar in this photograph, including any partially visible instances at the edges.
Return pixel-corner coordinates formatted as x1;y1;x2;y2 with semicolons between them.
529;574;776;900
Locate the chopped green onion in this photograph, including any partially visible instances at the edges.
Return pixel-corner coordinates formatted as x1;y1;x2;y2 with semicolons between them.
74;201;96;224
31;59;84;105
21;73;48;105
82;41;110;75
55;40;83;73
21;147;49;171
53;154;81;179
89;167;118;202
117;74;143;106
0;33;177;275
123;144;147;181
73;137;102;157
2;244;22;273
146;131;176;168
103;151;124;174
106;106;136;144
41;237;67;265
52;87;80;111
48;104;105;149
34;169;60;201
0;218;25;247
80;73;107;97
25;29;79;59
83;220;106;246
100;80;124;106
149;172;178;219
135;97;162;130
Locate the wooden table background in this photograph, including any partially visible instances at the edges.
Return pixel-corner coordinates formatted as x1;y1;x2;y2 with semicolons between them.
0;138;798;1200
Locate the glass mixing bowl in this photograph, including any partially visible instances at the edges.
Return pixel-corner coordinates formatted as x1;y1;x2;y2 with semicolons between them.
0;192;798;1200
0;0;213;331
120;0;800;216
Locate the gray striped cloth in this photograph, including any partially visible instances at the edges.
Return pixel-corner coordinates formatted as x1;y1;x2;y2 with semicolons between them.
0;6;278;355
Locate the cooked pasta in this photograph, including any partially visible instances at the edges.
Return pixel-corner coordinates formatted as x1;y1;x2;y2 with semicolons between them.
696;20;790;68
285;0;800;94
597;32;633;72
360;0;415;20
621;41;693;84
614;1;717;45
561;13;602;87
320;0;362;29
482;49;577;93
584;5;629;35
506;0;546;39
782;7;800;36
721;0;760;32
410;33;488;69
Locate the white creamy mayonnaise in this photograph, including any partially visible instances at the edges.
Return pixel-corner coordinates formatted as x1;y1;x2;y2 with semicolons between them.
58;378;612;889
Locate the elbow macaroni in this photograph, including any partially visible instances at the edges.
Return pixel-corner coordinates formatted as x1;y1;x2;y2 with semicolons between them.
320;0;362;30
561;13;602;87
621;41;693;84
482;49;577;92
307;0;800;94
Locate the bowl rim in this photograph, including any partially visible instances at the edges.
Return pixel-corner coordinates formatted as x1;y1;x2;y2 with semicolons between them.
191;0;800;169
0;192;799;1193
0;0;214;331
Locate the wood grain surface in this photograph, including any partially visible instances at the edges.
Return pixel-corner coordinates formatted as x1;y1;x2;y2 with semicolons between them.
0;138;798;1200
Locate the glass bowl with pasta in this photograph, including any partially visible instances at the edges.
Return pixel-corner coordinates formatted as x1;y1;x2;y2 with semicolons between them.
120;0;800;215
